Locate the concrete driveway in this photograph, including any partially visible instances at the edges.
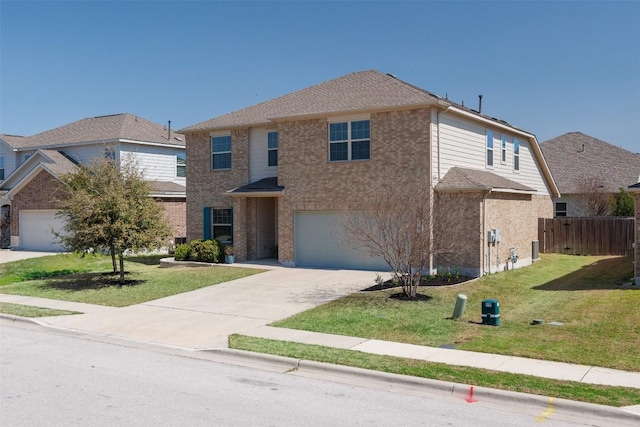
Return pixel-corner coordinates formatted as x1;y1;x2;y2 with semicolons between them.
0;250;62;264
39;266;383;350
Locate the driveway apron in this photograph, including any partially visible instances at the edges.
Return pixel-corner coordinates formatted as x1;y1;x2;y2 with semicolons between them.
40;267;380;349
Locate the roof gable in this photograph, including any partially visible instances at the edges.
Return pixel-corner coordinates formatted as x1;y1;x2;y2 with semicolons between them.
0;149;78;197
180;70;443;132
16;114;185;149
540;132;640;193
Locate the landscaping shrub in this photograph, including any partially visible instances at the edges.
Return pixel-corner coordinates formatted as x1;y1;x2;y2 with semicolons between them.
173;244;190;261
173;239;224;263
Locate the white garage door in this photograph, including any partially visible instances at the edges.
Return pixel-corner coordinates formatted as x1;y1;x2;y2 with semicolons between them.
294;211;388;271
19;210;66;251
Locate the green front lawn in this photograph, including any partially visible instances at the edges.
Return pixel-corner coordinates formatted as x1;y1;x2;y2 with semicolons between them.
270;254;639;371
0;302;81;317
230;335;640;407
0;254;264;307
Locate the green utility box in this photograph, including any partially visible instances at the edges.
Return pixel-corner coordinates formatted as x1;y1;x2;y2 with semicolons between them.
481;299;500;326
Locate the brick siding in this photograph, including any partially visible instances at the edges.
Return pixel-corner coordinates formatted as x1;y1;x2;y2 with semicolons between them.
10;170;64;235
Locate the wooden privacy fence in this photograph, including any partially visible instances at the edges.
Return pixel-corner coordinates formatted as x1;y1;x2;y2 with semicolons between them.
538;217;635;256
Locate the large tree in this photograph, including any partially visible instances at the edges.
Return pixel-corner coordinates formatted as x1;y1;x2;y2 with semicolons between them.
571;176;613;216
339;181;463;299
55;156;171;283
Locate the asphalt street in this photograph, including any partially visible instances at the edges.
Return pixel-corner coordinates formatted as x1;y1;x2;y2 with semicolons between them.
0;321;621;427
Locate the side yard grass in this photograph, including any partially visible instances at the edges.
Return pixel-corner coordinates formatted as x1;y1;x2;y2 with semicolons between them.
0;254;264;307
268;254;639;371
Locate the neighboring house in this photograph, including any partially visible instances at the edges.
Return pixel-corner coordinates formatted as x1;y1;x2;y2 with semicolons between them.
180;70;559;276
540;132;640;217
630;182;640;285
0;113;186;251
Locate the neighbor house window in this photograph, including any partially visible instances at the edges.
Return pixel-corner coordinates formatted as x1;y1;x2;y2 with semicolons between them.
104;148;116;161
555;202;567;217
486;130;494;166
329;120;370;162
0;156;4;180
501;135;507;163
267;131;278;167
514;138;520;171
211;135;231;170
176;153;186;177
211;208;232;244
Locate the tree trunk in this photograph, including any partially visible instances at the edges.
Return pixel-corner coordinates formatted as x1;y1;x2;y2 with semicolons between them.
118;253;125;285
110;245;117;273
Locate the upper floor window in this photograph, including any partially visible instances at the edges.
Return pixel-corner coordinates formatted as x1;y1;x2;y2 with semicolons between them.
555;202;567;217
176;153;186;177
104;148;116;161
0;156;4;180
329;120;370;162
267;131;278;167
513;138;520;171
501;135;507;163
211;135;231;170
24;153;31;162
486;130;494;167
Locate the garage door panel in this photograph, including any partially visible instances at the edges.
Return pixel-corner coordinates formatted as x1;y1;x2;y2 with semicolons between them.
294;211;388;271
19;210;66;252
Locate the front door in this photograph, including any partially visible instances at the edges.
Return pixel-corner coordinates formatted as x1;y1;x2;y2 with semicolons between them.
257;198;277;258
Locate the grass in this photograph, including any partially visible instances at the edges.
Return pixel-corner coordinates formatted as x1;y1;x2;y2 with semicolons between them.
229;335;640;407
0;302;81;317
0;254;264;307
270;254;639;371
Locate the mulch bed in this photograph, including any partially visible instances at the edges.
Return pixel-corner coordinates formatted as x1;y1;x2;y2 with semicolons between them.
362;274;474;292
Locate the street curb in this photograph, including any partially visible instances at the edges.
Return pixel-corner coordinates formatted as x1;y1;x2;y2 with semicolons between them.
212;349;640;425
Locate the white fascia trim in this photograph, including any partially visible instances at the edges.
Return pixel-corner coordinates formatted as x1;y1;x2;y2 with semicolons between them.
436;186;537;195
150;192;186;198
119;139;185;149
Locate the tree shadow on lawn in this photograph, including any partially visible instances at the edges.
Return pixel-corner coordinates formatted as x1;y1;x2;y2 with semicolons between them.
533;256;636;291
40;272;145;291
124;255;163;266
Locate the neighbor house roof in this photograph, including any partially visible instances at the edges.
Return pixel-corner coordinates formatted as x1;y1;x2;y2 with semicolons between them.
0;134;29;149
15;113;185;149
148;180;186;198
0;149;78;197
436;167;536;193
540;132;640;194
181;70;449;132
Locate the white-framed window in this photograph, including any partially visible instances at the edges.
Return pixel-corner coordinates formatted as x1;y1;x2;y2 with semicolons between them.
486;130;494;167
329;120;370;162
211;135;231;170
501;135;507;164
555;202;567;217
267;131;278;167
176;152;186;177
0;156;4;180
211;208;232;244
513;138;520;171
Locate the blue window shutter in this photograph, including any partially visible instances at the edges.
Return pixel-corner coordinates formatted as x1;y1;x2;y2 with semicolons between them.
203;207;211;240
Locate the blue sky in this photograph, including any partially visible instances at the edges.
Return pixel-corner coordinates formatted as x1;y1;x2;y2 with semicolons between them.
1;1;639;152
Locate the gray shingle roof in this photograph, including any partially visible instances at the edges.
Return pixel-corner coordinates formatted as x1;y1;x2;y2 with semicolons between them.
227;177;283;194
38;149;79;177
0;134;29;149
180;70;445;132
436;167;536;192
16;114;185;149
540;132;640;194
147;181;186;193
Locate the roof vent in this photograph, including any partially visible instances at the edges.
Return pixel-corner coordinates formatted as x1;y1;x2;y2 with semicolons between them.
386;73;397;79
580;144;585;153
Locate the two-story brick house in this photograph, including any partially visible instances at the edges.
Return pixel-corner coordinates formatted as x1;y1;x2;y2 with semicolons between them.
180;71;559;276
0;113;186;251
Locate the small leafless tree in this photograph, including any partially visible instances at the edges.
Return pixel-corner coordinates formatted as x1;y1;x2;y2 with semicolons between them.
571;176;613;216
339;181;464;299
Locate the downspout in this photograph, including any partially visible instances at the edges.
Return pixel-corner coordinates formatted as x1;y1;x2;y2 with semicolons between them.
482;189;492;276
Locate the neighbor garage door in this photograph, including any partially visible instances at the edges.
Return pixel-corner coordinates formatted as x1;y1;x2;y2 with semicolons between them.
19;210;66;251
294;211;388;271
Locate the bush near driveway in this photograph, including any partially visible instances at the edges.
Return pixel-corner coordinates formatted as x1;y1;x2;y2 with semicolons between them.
272;254;638;371
0;254;264;307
